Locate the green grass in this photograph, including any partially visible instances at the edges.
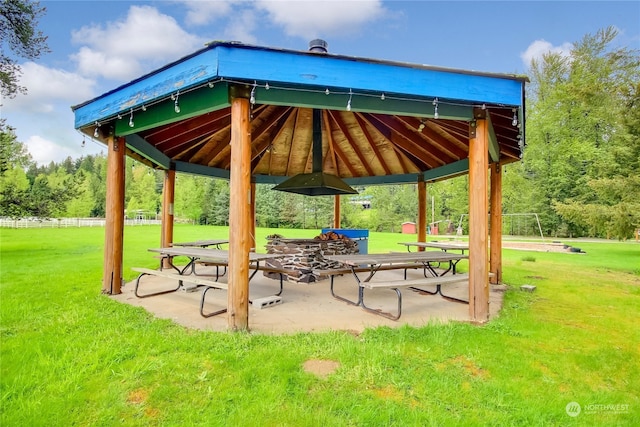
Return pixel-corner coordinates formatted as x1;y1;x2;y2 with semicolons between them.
1;225;639;426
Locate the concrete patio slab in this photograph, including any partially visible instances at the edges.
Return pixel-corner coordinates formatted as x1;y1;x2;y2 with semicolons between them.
112;266;506;335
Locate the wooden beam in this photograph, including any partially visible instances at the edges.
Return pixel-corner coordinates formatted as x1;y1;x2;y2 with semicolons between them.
468;119;489;322
334;195;341;228
486;113;501;163
417;178;427;251
161;170;175;269
114;83;230;136
475;107;500;163
125;134;171;169
327;110;376;176
353;114;392;175
490;162;503;284
102;136;125;294
227;94;252;331
250;181;256;251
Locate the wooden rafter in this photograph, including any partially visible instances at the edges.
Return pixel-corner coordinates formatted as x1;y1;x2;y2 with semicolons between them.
328;111;375;176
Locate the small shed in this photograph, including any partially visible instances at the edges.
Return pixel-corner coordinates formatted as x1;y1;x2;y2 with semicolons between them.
402;222;417;234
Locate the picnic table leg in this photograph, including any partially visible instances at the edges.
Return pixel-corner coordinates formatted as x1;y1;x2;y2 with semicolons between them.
329;264;381;306
200;286;228;318
134;272;182;298
361;287;403;320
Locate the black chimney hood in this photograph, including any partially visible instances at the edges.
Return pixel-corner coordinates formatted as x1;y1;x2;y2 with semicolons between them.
272;109;358;196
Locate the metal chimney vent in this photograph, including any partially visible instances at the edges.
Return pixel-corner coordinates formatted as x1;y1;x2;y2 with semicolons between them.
308;39;328;53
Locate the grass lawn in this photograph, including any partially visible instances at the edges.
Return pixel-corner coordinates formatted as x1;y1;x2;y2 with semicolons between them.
1;225;639;426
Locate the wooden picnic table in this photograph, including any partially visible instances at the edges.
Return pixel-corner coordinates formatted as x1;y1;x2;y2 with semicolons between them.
148;246;279;276
323;251;469;319
136;247;285;317
171;239;228;249
398;241;469;254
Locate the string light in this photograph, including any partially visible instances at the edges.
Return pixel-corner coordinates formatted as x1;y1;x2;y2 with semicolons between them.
128;109;134;127
173;92;180;113
82;78;524;135
250;82;256;105
418;119;425;132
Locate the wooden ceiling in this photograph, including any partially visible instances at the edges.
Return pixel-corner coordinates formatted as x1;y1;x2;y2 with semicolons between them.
132;104;522;182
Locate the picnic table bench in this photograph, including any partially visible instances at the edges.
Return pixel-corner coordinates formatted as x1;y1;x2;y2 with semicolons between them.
132;267;228;318
399;241;469;254
323;252;469;320
134;247;292;317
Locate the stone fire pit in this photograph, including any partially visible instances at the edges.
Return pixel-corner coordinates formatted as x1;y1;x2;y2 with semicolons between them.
264;233;359;283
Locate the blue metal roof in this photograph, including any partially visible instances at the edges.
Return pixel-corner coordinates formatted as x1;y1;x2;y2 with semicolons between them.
72;41;527;185
72;41;526;128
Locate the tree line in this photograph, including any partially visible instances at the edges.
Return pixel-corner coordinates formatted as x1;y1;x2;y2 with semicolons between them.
1;27;638;239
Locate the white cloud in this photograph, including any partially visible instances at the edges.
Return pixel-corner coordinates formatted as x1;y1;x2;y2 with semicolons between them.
2;62;95;114
221;9;259;44
521;39;573;69
70;5;205;81
24;134;78;165
180;0;238;26
255;0;386;39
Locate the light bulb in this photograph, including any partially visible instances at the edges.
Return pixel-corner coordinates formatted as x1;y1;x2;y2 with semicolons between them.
129;110;134;127
173;92;180;113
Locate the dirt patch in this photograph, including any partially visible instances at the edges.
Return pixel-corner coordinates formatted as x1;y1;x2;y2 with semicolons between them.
503;242;581;253
303;359;340;379
127;388;148;405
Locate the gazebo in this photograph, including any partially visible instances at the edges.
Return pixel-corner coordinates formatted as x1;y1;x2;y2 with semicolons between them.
72;40;527;331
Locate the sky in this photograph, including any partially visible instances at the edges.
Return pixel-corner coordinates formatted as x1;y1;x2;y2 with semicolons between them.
2;0;639;166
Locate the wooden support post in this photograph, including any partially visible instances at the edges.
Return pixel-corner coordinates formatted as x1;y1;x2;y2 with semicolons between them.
227;94;252;331
102;135;125;295
333;195;341;228
490;162;503;284
161;170;175;269
250;181;256;251
468;119;489;322
417;178;427;251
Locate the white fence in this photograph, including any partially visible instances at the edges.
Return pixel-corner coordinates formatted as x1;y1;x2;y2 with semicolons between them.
0;217;161;228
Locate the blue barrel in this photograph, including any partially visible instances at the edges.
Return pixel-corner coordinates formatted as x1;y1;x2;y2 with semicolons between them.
321;228;369;254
